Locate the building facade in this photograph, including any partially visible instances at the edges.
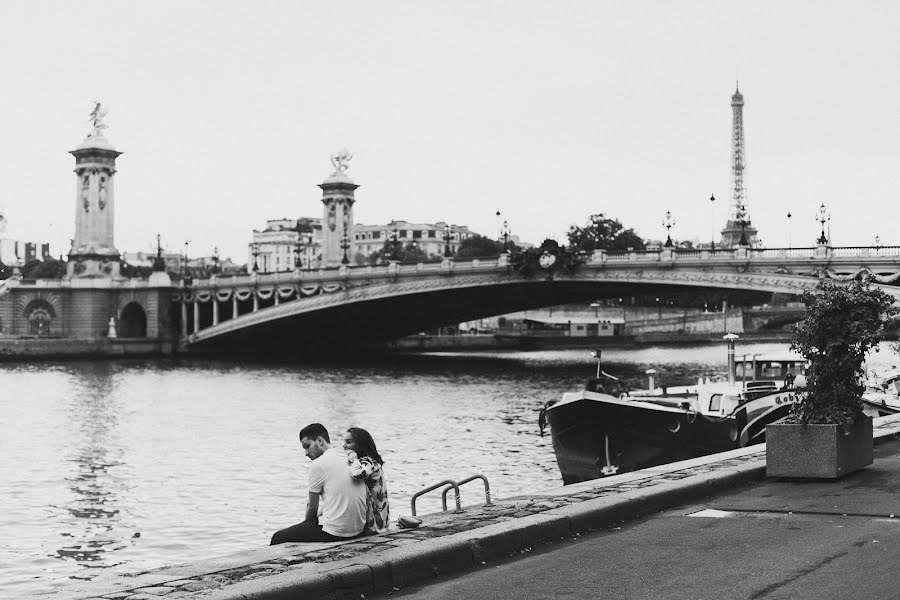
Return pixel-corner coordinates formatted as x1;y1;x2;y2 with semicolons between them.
353;221;476;261
249;217;324;273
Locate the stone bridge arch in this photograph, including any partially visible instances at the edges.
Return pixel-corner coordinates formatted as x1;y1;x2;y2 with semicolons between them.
119;301;148;338
183;269;854;353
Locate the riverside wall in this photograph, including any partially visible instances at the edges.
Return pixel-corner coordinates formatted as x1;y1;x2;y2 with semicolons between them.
0;337;175;358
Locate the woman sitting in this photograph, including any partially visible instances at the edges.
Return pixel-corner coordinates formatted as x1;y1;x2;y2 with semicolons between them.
343;427;389;534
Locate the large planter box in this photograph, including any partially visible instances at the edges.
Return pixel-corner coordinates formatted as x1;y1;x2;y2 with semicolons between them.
766;415;873;479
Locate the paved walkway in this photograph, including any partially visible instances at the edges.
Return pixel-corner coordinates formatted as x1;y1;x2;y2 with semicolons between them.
70;414;900;600
385;435;900;599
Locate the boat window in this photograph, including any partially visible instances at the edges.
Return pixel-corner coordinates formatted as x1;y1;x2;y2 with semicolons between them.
758;362;783;379
709;394;722;412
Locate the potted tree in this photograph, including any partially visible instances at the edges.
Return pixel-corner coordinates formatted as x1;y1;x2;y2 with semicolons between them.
766;278;895;478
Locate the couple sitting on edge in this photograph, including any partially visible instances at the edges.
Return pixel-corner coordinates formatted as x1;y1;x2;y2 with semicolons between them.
270;423;389;544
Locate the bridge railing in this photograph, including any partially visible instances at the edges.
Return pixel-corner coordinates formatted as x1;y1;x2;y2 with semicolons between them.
831;246;900;257
184;245;900;290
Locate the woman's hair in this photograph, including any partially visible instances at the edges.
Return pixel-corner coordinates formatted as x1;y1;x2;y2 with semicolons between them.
348;427;384;465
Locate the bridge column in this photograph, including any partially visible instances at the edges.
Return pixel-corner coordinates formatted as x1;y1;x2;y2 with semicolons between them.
212;300;219;326
181;301;187;337
252;292;259;312
193;300;199;333
232;295;238;318
274;292;279;306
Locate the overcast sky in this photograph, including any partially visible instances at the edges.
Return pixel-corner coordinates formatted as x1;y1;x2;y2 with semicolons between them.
1;1;898;262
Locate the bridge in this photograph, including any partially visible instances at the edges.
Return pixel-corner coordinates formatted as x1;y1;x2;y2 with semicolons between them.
178;244;900;352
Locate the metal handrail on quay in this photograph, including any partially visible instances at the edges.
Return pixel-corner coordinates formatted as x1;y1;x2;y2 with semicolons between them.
440;474;493;511
411;479;462;517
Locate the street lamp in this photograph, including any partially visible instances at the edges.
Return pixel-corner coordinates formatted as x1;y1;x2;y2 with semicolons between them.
734;204;749;246
212;245;220;274
152;233;165;272
501;219;511;253
874;235;882;253
182;241;190;281
443;225;453;258
340;234;350;265
709;194;716;250
816;203;830;245
390;226;400;261
251;241;260;272
786;211;792;249
661;210;676;248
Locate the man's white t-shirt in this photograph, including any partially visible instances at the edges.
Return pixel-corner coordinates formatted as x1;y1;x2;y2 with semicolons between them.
308;447;367;537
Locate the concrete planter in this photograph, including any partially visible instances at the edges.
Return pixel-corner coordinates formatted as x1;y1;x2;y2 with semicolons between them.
766;415;873;479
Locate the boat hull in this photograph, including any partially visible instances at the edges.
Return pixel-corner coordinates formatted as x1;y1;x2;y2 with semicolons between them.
547;391;794;484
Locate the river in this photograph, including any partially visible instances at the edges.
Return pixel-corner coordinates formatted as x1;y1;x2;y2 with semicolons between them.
1;342;898;597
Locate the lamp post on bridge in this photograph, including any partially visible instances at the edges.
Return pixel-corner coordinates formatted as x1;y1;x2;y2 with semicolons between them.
874;235;882;254
211;246;220;275
389;226;400;262
737;204;749;246
443;225;453;258
816;203;830;245
294;233;303;270
786;211;792;249
251;241;260;272
709;194;716;250
501;219;511;253
662;210;676;248
340;234;350;265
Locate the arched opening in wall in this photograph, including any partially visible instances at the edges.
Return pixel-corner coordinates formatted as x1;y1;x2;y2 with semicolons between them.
119;302;148;338
24;299;55;337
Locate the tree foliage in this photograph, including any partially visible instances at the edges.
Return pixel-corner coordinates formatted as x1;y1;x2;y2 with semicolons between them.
790;279;896;425
22;257;67;279
369;240;431;264
567;214;646;253
120;262;155;279
456;234;507;259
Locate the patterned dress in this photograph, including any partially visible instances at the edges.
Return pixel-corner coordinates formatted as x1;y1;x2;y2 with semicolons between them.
347;452;390;534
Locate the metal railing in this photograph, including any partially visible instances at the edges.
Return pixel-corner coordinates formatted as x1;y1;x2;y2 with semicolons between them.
411;479;461;517
410;473;493;517
441;474;493;511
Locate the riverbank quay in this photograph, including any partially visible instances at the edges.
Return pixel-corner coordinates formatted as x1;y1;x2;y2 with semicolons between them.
0;337;174;358
65;414;900;600
383;331;791;352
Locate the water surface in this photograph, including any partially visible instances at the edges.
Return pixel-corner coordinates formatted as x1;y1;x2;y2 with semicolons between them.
2;342;897;597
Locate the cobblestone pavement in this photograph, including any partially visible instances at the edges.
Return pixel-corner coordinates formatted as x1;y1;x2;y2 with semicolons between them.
74;415;900;600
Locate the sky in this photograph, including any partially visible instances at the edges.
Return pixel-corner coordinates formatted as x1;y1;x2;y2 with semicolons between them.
1;1;898;263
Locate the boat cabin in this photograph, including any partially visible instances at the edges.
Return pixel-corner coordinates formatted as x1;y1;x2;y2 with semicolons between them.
734;354;807;384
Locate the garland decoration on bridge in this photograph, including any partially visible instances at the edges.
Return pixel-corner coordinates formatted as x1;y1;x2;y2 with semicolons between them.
510;239;584;279
826;267;900;285
174;283;346;304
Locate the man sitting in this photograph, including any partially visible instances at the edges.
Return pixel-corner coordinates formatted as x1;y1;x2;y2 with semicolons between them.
270;423;367;544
